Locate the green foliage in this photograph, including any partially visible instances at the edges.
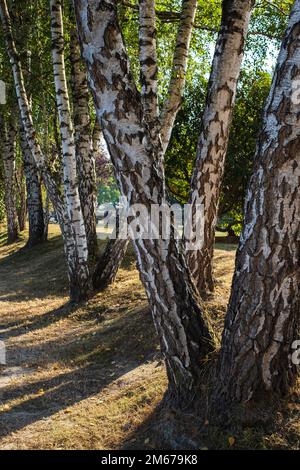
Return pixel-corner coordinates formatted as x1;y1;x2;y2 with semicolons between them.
219;69;271;231
165;69;272;232
0;0;295;231
97;178;120;206
165;76;207;203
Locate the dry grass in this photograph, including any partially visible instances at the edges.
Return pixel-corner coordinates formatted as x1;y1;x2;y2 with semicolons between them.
0;224;299;450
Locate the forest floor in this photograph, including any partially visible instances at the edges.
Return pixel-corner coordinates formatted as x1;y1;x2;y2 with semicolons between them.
0;225;299;450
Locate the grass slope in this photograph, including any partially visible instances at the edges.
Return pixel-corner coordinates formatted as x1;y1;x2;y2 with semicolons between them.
0;225;299;449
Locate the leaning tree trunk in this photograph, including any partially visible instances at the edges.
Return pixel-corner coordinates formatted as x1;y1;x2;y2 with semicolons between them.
91;121;130;289
70;24;98;260
187;0;255;296
92;237;129;290
92;0;198;292
50;0;90;299
93;0;160;290
20;127;45;247
18;45;45;247
75;0;216;404
160;0;198;153
214;0;300;412
2;114;19;243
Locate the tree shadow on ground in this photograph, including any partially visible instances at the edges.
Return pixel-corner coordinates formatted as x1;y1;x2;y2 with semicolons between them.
0;235;68;301
0;302;79;339
0;302;158;440
0;233;137;303
214;242;237;252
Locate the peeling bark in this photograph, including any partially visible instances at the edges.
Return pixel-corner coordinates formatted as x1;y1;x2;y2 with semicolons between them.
74;0;216;402
215;1;300;409
188;0;255;296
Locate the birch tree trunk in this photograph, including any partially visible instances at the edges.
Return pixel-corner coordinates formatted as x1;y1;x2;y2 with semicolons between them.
214;0;300;412
19;46;45;247
1;114;18;243
70;25;98;259
93;0;159;289
92;237;129;290
50;0;90;298
16;162;26;231
0;0;88;301
20;127;45;247
91;121;130;290
187;0;255;296
139;0;159;134
75;0;216;403
159;0;198;153
92;0;198;291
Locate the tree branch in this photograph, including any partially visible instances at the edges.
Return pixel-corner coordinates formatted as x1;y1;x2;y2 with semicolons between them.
138;0;159;133
159;0;198;153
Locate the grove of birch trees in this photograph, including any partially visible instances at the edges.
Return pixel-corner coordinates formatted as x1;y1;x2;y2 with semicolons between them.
0;0;299;423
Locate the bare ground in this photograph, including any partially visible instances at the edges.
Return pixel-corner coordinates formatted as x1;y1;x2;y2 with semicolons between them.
0;225;299;450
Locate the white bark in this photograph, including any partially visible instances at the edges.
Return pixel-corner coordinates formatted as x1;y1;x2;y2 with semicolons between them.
1;113;18;242
160;0;198;153
70;25;98;258
215;0;300;408
139;0;159;133
74;0;216;402
50;0;89;294
0;0;89;300
188;0;255;295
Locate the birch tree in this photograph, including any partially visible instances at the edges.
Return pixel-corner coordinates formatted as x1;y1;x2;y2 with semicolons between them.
0;112;18;243
50;0;90;293
18;45;45;248
92;0;199;290
70;23;98;259
74;0;216;402
20;127;45;247
15;158;26;232
215;0;300;410
188;0;255;295
159;0;197;153
0;0;89;301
